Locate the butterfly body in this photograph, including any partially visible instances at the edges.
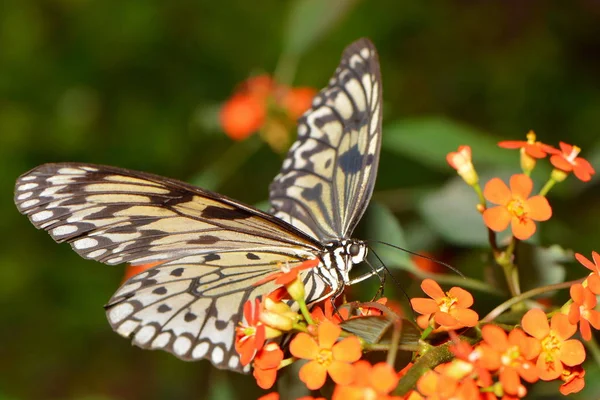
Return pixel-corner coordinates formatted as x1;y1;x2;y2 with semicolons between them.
14;38;382;372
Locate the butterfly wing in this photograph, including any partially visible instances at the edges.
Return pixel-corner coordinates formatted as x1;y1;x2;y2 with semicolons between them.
269;38;383;241
14;162;327;371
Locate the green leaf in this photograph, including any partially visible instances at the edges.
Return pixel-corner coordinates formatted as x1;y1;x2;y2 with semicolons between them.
282;0;359;58
340;316;420;348
364;202;413;270
417;176;492;246
383;116;516;170
518;243;570;293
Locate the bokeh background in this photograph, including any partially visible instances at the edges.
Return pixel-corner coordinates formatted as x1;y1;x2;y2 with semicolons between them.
2;1;600;399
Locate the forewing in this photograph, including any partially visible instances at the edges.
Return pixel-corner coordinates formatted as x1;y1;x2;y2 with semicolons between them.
14;162;331;371
269;38;383;240
15;163;321;265
105;251;329;372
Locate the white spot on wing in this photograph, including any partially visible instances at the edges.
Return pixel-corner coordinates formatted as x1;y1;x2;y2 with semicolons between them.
20;199;40;208
18;183;38;191
134;325;156;345
173;336;192;355
87;249;107;258
58;167;86;175
192;342;209;359
17;192;33;200
116;320;139;336
74;238;98;250
228;355;240;369
212;347;224;364
52;225;78;236
31;210;54;222
108;303;134;324
151;332;171;348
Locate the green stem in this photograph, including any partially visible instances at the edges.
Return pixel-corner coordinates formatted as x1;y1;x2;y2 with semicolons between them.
298;300;314;325
481;277;585;323
539;177;557;197
386;320;403;366
473;183;486;205
496;237;521;298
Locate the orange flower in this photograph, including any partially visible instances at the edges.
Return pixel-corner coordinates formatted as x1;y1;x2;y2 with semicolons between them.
254;259;320;286
482;174;552;240
290;319;362;390
311;299;349;325
447;145;478;186
252;342;284;389
521;309;586;381
258;393;279;400
411;279;479;329
480;325;540;395
568;283;600;341
235;298;266;366
550;142;595;182
356;297;389;317
122;262;162;283
280;87;317;120
220;93;266;140
417;367;481;399
332;361;401;400
559;364;585;395
575;251;600;294
498;131;558;159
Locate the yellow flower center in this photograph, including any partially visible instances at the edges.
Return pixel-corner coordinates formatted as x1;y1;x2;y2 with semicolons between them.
541;331;561;361
501;345;521;366
526;130;537;143
316;348;333;367
439;294;457;313
507;198;528;222
565;145;581;164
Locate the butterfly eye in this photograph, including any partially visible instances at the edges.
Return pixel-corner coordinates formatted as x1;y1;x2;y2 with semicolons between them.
348;243;361;257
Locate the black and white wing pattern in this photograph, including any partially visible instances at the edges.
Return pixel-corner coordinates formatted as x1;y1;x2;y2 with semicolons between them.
14;163;329;372
269;38;382;241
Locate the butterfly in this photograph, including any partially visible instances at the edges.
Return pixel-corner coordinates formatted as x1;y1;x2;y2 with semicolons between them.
13;38;382;372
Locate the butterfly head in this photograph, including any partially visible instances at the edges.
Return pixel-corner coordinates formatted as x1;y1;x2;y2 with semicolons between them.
322;239;368;286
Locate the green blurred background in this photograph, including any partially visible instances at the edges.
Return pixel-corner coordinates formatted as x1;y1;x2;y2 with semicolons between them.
2;1;600;399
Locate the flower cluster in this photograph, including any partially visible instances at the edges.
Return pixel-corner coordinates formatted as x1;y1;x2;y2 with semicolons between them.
219;74;316;148
449;132;595;241
120;131;597;400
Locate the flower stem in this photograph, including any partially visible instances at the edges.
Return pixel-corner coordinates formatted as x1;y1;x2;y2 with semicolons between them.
496;236;522;299
481;277;585;323
386;320;403;367
539;177;556;197
298;300;314;325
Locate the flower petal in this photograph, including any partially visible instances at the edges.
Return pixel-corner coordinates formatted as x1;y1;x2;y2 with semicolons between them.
318;319;341;349
551;313;576;341
537;356;562;381
451;308;479;327
511;216;536;240
521;309;549;339
327;360;355;386
290;332;319;359
299;360;328;390
559;339;586;366
510;174;533;199
575;253;597;273
499;367;521;395
332;336;362;363
411;298;439;314
482;325;509;352
370;362;399;394
483;206;511;232
421;279;445;300
484;178;512;205
525;196;552;221
448;287;473;308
